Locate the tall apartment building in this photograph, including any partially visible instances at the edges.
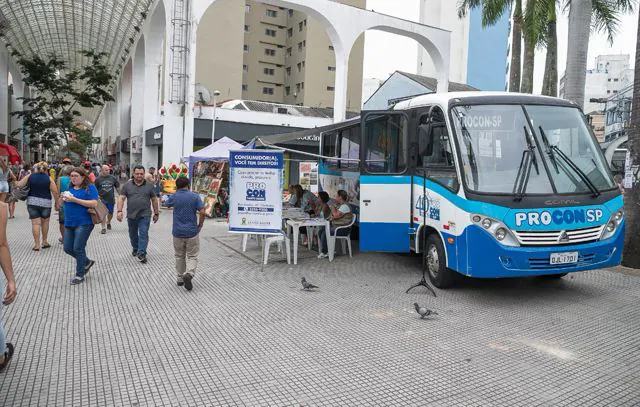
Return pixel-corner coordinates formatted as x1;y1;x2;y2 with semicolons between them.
559;54;634;114
196;0;365;111
417;0;509;91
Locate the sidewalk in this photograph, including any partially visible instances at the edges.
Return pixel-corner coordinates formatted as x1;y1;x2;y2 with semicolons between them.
1;204;639;406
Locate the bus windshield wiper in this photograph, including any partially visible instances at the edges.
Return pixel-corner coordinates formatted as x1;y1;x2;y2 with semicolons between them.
512;127;539;201
538;126;559;174
546;140;601;197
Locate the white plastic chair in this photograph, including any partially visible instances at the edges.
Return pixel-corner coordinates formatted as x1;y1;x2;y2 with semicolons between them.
241;234;262;252
329;214;357;259
263;233;291;265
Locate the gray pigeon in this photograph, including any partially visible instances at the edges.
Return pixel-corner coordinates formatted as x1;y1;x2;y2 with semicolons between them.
301;277;319;291
414;302;438;319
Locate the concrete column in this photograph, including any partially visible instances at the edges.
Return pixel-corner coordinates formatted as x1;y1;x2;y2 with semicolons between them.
130;40;145;167
0;46;9;142
332;47;350;123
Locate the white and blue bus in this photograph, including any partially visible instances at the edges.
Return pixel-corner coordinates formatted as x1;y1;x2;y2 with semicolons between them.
316;92;624;288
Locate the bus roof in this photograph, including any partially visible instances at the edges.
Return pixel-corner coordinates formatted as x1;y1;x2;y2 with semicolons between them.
392;91;577;111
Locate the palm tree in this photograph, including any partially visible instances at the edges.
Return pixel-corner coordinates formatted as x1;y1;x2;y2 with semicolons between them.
457;0;523;92
541;0;558;96
563;0;635;109
622;7;640;268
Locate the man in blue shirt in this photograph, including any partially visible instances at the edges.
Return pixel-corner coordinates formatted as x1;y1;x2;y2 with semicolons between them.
165;177;205;291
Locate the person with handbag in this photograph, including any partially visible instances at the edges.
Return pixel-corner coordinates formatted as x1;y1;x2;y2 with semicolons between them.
62;167;99;285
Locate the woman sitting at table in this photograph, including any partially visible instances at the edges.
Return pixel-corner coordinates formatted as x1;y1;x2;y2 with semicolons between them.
317;191;331;220
299;186;321;215
286;185;300;207
317;190;353;259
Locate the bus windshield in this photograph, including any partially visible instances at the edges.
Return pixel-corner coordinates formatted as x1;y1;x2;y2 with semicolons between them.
451;104;615;195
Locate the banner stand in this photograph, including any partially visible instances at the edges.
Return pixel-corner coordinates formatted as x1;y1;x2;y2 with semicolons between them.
228;150;285;269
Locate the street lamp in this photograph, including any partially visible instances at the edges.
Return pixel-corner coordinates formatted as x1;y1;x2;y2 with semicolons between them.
211;89;221;143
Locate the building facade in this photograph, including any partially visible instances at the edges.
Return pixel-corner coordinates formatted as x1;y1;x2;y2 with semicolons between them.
195;0;365;111
559;54;633;114
417;0;510;91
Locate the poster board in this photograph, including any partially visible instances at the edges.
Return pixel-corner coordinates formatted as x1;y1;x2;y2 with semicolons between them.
192;160;227;217
299;161;318;193
228;150;284;234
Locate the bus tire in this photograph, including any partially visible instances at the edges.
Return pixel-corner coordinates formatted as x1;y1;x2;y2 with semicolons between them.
540;273;568;279
425;233;457;288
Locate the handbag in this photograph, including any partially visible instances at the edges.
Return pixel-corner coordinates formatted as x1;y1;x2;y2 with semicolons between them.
88;200;109;225
11;186;29;201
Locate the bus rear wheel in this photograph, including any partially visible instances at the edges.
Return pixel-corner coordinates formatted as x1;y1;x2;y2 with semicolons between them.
424;234;457;288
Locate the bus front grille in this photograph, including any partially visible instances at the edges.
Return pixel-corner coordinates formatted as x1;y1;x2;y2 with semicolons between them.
513;225;605;246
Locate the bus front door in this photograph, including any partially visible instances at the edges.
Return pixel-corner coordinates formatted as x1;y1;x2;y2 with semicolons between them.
359;111;412;253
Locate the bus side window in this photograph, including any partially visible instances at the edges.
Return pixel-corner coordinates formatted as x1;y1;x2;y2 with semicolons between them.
363;114;408;174
322;132;338;167
418;123;459;191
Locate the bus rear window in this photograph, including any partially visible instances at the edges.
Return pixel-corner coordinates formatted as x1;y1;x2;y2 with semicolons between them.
322;132;338;167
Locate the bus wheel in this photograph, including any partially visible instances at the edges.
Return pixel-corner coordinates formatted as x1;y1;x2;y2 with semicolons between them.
540;273;568;279
425;234;456;288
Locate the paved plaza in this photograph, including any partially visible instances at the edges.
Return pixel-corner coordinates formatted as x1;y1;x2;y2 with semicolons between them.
1;204;639;406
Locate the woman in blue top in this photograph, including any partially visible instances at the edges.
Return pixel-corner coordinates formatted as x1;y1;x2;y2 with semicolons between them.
62;167;99;285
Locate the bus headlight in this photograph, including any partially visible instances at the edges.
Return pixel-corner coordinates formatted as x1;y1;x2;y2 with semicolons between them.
601;210;623;240
470;214;519;247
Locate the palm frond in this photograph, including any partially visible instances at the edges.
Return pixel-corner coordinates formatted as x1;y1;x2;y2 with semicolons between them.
591;0;622;43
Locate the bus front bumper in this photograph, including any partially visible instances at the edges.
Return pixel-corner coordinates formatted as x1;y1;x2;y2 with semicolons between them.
460;223;624;278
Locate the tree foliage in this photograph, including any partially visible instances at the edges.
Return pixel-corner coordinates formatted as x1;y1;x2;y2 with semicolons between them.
9;50;114;149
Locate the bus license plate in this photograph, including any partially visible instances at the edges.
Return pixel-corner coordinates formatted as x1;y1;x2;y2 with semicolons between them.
550;252;578;265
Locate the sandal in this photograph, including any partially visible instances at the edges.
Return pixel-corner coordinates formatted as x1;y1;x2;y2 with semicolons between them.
70;276;85;285
41;243;51;249
32;247;39;252
0;343;15;372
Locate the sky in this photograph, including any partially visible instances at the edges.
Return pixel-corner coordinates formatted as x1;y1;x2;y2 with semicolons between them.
362;0;639;94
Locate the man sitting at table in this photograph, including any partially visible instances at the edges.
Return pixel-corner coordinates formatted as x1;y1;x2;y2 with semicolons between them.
317;190;353;259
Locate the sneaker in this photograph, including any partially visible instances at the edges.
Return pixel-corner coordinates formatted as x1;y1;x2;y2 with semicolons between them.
138;254;147;264
107;223;112;230
183;274;193;291
317;253;328;259
101;228;106;234
132;250;138;257
70;276;85;285
0;343;15;372
84;260;95;273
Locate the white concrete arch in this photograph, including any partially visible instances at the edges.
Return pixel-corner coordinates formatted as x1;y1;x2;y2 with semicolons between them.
605;135;629;165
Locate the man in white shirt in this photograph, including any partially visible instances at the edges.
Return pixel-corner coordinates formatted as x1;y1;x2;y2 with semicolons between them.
318;189;353;259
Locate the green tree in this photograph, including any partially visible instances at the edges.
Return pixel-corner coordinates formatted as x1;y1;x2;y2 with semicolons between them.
563;0;635;109
622;6;640;267
9;50;114;149
458;0;523;92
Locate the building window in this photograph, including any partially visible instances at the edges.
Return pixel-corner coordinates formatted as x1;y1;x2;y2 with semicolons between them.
243;44;249;52
328;66;336;72
301;60;305;68
303;40;306;47
614;78;619;82
244;25;249;32
613;90;618;93
243;64;248;72
607;90;611;94
266;9;277;17
288;9;294;17
287;28;293;37
242;84;248;91
298;42;303;51
329;45;334;51
263;67;275;75
296;83;301;92
265;48;276;56
297;62;302;72
327;86;335;91
265;28;277;37
245;5;251;13
299;21;303;31
286;47;292;56
286;67;291;76
304;19;307;26
285;86;290;96
301;82;304;89
263;87;274;95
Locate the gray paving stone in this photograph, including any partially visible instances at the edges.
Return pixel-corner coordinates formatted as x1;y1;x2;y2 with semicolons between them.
0;203;639;406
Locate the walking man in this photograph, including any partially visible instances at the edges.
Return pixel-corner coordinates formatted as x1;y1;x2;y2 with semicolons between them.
165;176;205;291
96;165;120;234
0;201;17;371
116;165;159;263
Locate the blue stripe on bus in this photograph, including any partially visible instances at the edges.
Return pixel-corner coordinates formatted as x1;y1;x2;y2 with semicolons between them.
359;222;410;252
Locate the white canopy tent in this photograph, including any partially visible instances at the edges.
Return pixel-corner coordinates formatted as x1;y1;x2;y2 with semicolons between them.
186;136;244;166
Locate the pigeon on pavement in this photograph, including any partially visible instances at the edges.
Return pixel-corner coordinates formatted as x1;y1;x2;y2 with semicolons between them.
301;277;319;291
414;302;438;319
